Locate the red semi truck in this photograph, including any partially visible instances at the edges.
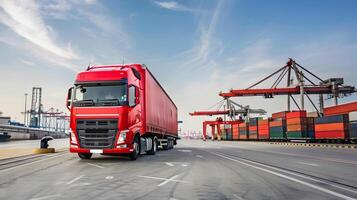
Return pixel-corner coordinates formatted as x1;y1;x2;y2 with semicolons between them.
66;64;178;160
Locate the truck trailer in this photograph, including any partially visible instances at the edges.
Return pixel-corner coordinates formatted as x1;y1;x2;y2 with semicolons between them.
66;64;178;160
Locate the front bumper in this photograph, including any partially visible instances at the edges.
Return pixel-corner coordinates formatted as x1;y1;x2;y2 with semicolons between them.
70;144;134;154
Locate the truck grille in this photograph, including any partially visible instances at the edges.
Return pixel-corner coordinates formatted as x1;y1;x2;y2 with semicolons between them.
76;119;118;149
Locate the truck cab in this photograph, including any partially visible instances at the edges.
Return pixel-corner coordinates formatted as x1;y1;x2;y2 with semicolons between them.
67;64;153;160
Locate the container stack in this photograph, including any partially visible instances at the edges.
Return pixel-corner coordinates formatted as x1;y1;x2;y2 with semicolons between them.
238;123;248;140
286;111;308;139
258;119;270;140
315;114;349;139
248;118;259;140
232;124;239;140
269;111;288;139
307;117;315;138
226;125;232;140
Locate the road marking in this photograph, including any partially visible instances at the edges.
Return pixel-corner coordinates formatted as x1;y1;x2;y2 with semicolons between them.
87;163;104;169
105;176;114;180
213;152;357;200
196;155;203;158
298;162;320;167
233;194;246;200
158;175;179;187
138;175;190;186
177;149;192;153
0;153;67;172
66;175;84;185
165;162;174;167
181;164;188;167
29;194;61;200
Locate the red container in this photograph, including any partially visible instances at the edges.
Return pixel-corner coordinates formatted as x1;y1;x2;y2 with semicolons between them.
272;111;289;119
315;131;348;139
286;111;307;119
324;102;357;116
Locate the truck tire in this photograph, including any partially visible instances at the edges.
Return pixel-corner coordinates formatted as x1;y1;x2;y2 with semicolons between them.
130;135;140;160
78;153;92;159
147;137;157;155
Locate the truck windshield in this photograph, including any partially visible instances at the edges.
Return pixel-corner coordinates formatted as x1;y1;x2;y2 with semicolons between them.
73;84;127;107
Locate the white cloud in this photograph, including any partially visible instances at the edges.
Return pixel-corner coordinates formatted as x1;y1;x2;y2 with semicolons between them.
154;1;196;12
178;0;224;70
21;59;35;66
0;0;78;60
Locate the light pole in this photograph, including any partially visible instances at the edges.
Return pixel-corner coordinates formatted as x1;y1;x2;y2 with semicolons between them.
24;93;28;126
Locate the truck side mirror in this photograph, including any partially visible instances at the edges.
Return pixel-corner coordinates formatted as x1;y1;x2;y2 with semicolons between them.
129;85;136;107
66;87;73;110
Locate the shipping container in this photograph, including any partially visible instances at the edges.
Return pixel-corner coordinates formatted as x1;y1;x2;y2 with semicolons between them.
315;114;349;124
324;102;357;116
349;121;357;139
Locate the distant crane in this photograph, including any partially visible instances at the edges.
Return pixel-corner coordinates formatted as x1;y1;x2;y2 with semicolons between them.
190;98;266;140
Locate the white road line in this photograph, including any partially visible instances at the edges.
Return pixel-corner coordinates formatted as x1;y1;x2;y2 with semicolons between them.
177;149;192;152
87;163;104;169
29;194;61;200
105;176;114;180
196;155;203;158
181;164;188;167
165;162;174;167
137;175;190;185
0;153;67;172
233;194;246;200
158;175;179;187
66;175;84;185
213;153;357;200
298;162;320;167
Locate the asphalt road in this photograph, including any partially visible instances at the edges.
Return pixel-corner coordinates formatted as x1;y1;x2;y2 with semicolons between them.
0;139;357;200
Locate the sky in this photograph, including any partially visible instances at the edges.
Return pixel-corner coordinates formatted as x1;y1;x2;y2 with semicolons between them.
0;0;357;132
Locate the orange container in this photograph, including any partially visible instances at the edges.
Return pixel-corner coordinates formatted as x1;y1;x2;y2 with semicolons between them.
287;124;307;132
270;120;283;127
287;118;307;125
315;123;347;132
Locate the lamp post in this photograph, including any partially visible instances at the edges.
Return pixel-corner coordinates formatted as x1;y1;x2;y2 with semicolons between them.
24;93;28;126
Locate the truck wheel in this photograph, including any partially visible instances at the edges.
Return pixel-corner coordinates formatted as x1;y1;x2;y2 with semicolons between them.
147;137;157;155
78;153;92;159
130;135;140;160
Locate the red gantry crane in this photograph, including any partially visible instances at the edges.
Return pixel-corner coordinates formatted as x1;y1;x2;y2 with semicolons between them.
190;98;266;140
220;58;356;116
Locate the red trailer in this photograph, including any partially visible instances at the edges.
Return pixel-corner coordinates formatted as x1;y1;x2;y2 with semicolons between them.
66;64;178;160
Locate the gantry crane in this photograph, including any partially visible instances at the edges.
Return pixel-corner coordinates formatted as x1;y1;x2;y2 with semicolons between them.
220;58;356;116
190;98;266;140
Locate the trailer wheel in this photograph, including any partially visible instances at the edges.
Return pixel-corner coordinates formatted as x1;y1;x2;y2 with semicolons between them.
78;153;92;159
147;137;157;155
130;135;140;160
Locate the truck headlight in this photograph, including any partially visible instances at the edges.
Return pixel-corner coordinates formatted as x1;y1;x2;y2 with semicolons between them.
70;130;78;145
118;130;129;144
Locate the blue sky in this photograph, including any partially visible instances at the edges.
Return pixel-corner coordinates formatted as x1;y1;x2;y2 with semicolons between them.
0;0;357;131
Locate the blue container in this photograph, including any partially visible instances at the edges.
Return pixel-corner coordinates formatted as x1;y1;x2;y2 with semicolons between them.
315;114;348;124
349;121;357;138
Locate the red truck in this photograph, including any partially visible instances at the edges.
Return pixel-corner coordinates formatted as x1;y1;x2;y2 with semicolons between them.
66;64;178;160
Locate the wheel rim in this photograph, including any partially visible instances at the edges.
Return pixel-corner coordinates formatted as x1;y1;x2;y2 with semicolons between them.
134;139;139;154
153;140;157;152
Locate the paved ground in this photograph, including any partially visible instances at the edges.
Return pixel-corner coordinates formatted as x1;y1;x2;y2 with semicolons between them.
0;139;68;159
0;139;357;200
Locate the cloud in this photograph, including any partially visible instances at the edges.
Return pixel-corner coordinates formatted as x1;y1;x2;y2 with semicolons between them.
177;0;224;71
21;59;35;66
154;1;197;12
0;0;78;61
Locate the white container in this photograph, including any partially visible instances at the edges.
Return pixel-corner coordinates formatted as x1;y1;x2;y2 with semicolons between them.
349;111;357;121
